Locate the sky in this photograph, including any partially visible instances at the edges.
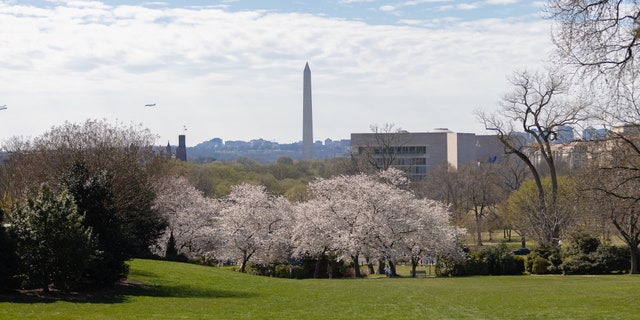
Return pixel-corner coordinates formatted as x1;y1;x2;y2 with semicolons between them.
0;0;554;147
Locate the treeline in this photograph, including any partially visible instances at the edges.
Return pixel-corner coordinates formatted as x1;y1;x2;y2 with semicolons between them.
0;120;461;292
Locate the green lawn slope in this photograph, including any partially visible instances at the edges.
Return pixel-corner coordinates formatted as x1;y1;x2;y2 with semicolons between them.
0;259;638;319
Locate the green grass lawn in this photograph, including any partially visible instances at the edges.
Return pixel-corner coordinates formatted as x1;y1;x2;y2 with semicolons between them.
1;259;638;319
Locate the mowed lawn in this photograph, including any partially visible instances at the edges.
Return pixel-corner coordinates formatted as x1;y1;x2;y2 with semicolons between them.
0;259;638;319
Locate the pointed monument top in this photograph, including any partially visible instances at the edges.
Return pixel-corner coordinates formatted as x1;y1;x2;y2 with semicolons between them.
304;62;310;70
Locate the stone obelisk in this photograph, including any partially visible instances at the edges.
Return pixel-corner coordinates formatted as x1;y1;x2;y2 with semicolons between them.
302;62;313;160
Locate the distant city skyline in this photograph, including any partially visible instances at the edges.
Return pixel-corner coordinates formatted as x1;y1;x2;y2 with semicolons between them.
0;1;552;147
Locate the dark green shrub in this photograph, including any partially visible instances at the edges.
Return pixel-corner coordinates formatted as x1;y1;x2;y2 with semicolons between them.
564;233;600;256
274;264;305;279
561;255;598;275
436;245;525;276
561;244;630;275
527;244;562;274
164;232;187;262
531;257;550;274
8;185;98;292
0;209;19;292
594;245;629;273
482;244;525;275
435;252;494;276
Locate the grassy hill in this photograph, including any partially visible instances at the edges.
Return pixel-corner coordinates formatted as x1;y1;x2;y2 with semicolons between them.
1;259;638;319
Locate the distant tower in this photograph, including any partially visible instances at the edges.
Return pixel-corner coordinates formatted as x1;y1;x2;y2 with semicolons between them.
303;62;313;159
176;134;187;161
165;141;173;159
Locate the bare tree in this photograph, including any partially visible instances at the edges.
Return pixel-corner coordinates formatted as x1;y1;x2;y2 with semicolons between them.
580;136;640;273
458;162;507;247
476;69;587;246
350;124;411;175
549;0;640;273
549;0;640;82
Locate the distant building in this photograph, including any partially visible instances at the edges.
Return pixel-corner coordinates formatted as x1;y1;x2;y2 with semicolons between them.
583;127;608;141
351;128;503;180
176;134;187;161
165;141;173;159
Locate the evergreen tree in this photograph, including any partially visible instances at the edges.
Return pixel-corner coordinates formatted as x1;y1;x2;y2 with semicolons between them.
0;208;18;292
8;185;97;292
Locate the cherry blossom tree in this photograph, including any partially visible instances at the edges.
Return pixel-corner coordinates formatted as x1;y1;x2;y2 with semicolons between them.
295;168;461;277
400;198;463;277
291;199;339;278
153;176;221;259
217;183;293;273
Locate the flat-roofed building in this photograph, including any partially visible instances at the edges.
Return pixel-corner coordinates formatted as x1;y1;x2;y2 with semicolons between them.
351;128;503;180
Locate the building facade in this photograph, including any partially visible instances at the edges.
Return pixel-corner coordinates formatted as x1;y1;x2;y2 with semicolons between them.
351;128;503;180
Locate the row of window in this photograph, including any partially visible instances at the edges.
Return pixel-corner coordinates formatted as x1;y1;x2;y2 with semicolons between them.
360;146;427;155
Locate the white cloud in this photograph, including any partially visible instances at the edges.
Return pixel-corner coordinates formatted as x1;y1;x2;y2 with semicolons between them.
457;2;482;10
0;2;552;146
379;5;396;12
339;0;375;3
485;0;519;4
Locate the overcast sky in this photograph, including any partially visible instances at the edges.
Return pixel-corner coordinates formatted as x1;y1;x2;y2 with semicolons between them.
0;0;553;147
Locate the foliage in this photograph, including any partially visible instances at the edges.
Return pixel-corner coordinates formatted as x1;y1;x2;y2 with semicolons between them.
7;185;97;292
152;175;219;259
559;233;631;275
481;243;525;275
1;120;168;261
293;168;461;278
477;69;587;247
217;183;293;273
58;161;129;285
526;243;562;274
503;176;578;245
0;209;18;292
549;0;640;274
435;244;524;276
164;232;187;262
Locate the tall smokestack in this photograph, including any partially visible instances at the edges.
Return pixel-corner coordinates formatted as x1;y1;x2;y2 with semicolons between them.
176;134;187;161
303;62;313;159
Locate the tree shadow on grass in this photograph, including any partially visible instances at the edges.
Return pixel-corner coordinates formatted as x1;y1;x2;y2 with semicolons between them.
0;279;256;304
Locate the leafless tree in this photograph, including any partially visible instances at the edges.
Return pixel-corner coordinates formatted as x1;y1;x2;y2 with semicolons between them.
476;69;588;246
350;124;411;175
549;0;640;82
549;0;640;273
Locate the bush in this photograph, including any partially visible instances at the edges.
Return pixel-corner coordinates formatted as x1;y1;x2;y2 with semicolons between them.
435;244;524;276
527;244;562;274
274;264;305;279
560;244;631;275
531;257;551;274
561;255;597;275
0;209;18;292
8;185;98;292
564;233;600;256
594;245;629;273
482;244;525;275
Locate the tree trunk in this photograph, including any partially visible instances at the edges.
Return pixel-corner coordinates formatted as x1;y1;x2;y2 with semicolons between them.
410;257;419;277
351;255;362;278
238;251;250;273
365;256;375;275
629;245;639;274
377;260;385;275
475;210;483;246
314;254;323;279
388;260;397;277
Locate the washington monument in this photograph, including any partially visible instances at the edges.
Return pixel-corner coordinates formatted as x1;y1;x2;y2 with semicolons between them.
302;62;313;159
